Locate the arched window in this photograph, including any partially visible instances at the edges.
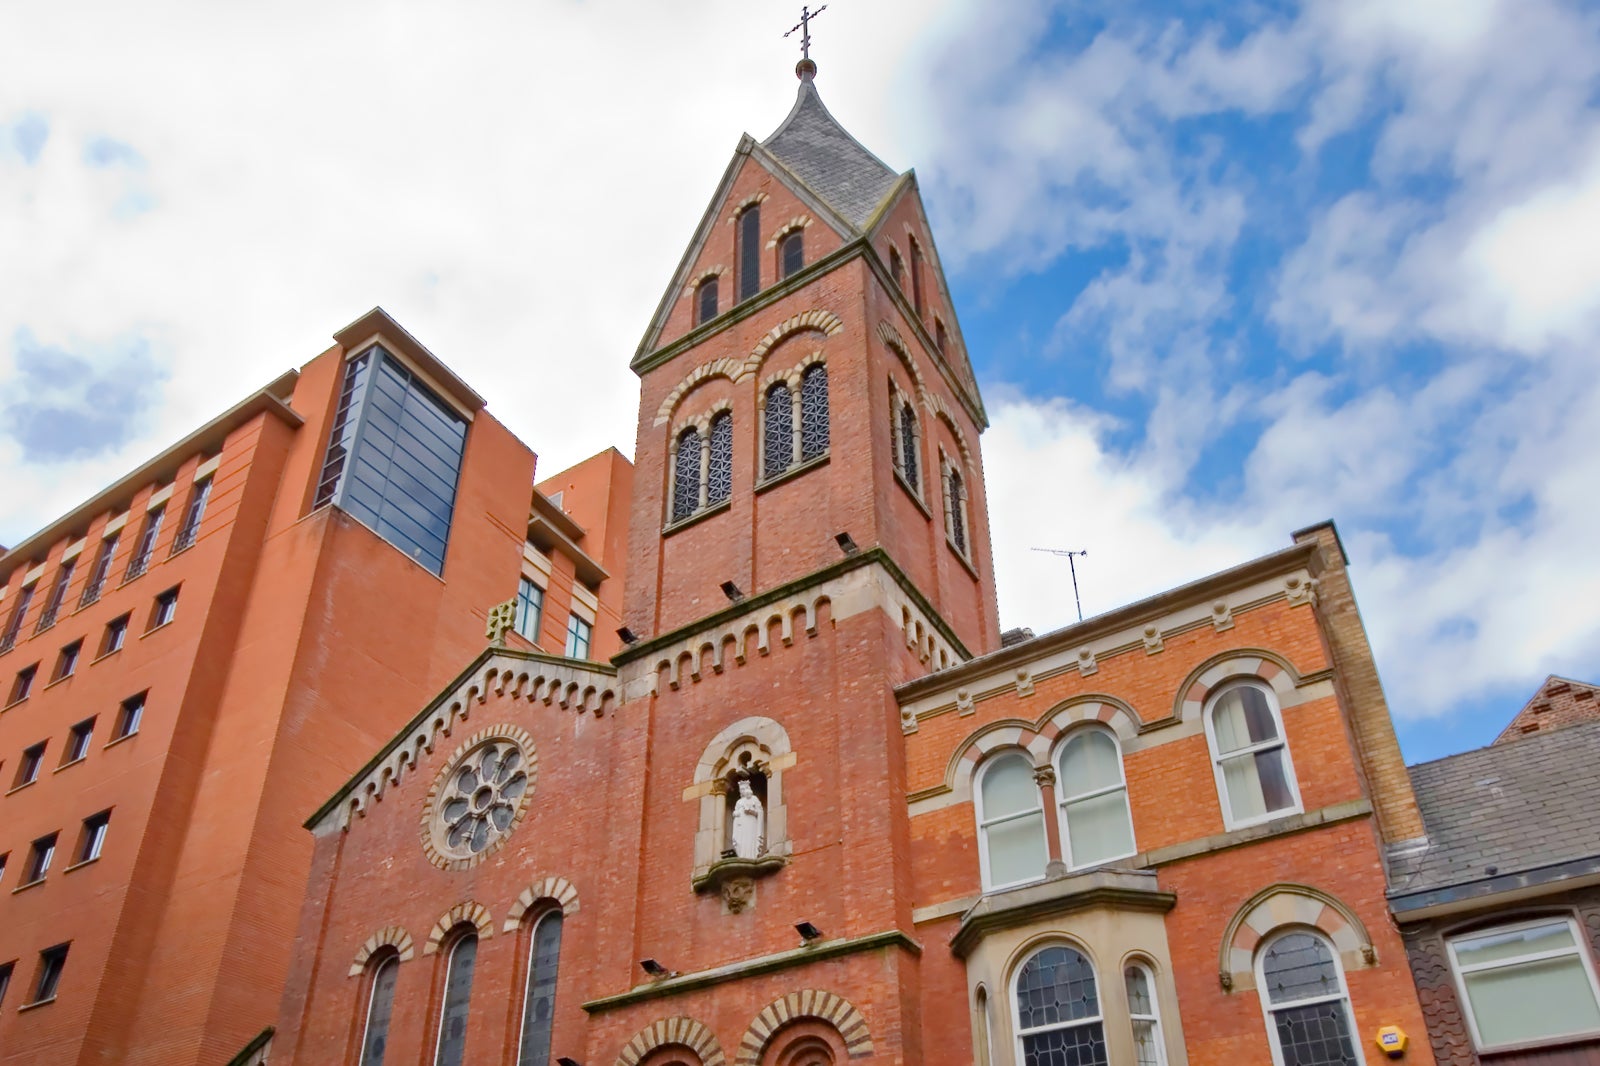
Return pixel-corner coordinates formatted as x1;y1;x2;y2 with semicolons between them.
910;237;926;316
357;953;400;1066
765;383;794;478
433;932;478;1066
1205;681;1301;829
800;365;828;460
696;277;719;325
1013;945;1108;1066
1256;931;1360;1066
673;428;702;522
889;246;905;291
1125;963;1167;1066
1055;727;1136;870
707;413;733;505
738;206;762;301
945;465;967;553
898;401;920;491
975;753;1046;890
780;231;804;279
516;911;563;1066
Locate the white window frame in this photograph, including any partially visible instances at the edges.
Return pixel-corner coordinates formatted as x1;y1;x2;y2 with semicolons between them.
1124;961;1168;1066
1254;929;1365;1066
358;953;399;1066
1011;943;1108;1066
1052;724;1137;871
973;752;1048;892
1446;915;1600;1052
1202;679;1303;831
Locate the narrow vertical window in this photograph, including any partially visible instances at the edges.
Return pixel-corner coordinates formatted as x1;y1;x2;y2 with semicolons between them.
1206;681;1300;828
36;562;74;632
433;933;478;1066
114;692;146;739
173;476;212;553
150;587;180;630
16;742;46;787
30;944;68;1005
889;246;906;291
672;428;701;522
125;507;165;580
0;962;13;1010
358;954;400;1066
1056;727;1136;869
780;230;804;279
10;663;38;704
100;614;131;657
706;412;733;505
1013;946;1108;1065
517;912;564;1066
696;276;719;325
64;718;95;764
314;351;373;509
1;583;37;652
910;238;926;316
899;403;920;491
800;365;829;460
1126;964;1167;1066
76;810;111;863
515;578;545;644
564;615;592;660
1258;931;1360;1066
975;753;1047;890
53;640;82;682
23;832;57;884
80;536;117;607
738;206;762;301
946;466;967;554
764;384;794;478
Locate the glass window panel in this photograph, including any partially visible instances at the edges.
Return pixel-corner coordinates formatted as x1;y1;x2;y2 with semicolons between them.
981;756;1040;817
781;231;804;278
673;430;700;520
515;579;544;642
899;404;919;489
1063;790;1134;867
1455;921;1576;966
1463;955;1600;1045
1132;1020;1161;1066
1060;731;1122;796
765;385;794;477
708;414;732;504
985;812;1047;887
698;278;718;324
1263;933;1341;1005
360;957;399;1066
739;207;761;300
1016;946;1101;1029
1270;1001;1359;1066
518;913;564;1066
800;365;829;460
1221;753;1268;821
1212;686;1279;753
1125;967;1153;1014
1020;1023;1108;1066
435;935;477;1066
948;469;966;551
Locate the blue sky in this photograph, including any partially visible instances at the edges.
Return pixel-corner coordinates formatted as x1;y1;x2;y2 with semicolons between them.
2;0;1598;763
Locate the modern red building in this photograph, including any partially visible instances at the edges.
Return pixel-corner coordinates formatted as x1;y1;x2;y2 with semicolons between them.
267;63;1439;1066
0;309;629;1065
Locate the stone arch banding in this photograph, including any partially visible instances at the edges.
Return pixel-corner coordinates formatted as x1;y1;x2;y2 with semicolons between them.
735;989;874;1064
1176;648;1304;723
421;901;493;955
348;926;414;976
502;876;581;931
615;1016;726;1066
1218;883;1375;992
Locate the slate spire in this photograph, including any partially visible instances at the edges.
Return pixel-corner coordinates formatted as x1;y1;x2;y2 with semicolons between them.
761;64;901;231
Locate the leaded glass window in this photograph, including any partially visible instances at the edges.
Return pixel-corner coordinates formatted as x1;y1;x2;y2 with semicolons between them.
697;277;719;324
1208;682;1300;828
947;466;967;553
1259;932;1360;1066
517;912;564;1066
738;206;761;301
780;231;804;278
899;403;920;491
1014;946;1108;1066
800;365;829;460
708;413;733;504
673;428;701;521
434;933;477;1066
765;384;794;478
1125;964;1166;1066
359;955;399;1066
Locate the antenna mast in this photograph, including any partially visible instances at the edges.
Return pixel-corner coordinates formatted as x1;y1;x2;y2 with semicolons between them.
1031;548;1088;623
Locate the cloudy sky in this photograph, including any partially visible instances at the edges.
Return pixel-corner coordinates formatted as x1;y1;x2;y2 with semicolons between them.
4;0;1597;761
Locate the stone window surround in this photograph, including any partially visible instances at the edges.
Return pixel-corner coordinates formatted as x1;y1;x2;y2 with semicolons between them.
1254;927;1362;1066
418;725;538;871
1201;677;1305;833
686;716;797;884
1218;882;1377;994
652;310;845;428
666;401;735;529
757;353;828;483
616;1016;726;1066
734;989;874;1064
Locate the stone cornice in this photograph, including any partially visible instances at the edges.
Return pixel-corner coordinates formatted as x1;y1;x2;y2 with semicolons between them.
950;868;1176;959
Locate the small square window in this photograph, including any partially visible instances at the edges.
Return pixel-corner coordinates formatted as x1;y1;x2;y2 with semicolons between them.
76;811;110;864
51;640;82;683
149;587;179;630
15;742;46;788
0;960;13;1010
100;614;130;657
564;614;592;660
23;833;57;884
113;693;145;740
64;719;95;765
8;664;38;705
30;944;68;1004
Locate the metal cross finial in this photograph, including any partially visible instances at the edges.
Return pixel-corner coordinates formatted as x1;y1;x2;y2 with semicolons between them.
784;4;828;61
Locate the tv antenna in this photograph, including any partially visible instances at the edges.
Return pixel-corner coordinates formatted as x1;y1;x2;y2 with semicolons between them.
1032;548;1088;623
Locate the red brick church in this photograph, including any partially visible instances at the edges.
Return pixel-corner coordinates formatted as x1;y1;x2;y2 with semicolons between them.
265;58;1439;1066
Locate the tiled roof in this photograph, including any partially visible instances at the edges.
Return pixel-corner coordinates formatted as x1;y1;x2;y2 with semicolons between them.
1389;719;1600;898
762;76;901;230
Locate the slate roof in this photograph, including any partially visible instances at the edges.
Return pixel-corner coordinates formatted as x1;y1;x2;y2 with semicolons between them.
762;75;902;230
1388;719;1600;902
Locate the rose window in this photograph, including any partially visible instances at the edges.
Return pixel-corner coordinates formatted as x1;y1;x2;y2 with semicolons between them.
436;740;528;858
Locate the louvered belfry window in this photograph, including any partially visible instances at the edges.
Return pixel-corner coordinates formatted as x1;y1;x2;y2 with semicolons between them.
764;384;794;478
707;413;733;505
738;206;761;301
800;365;829;460
672;428;701;521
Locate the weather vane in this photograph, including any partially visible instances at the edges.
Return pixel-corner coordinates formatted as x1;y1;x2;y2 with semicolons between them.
785;4;828;61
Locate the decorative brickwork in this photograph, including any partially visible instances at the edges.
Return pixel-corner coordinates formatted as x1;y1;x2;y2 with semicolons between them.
1175;648;1301;723
347;926;415;976
421;901;494;955
726;191;769;224
615;1017;725;1066
765;215;813;248
735;989;874;1064
745;310;844;371
1219;883;1375;992
502;876;580;930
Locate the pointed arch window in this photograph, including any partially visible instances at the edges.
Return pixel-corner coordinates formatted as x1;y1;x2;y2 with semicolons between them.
1013;945;1108;1066
780;231;804;279
516;912;564;1066
358;954;400;1066
975;752;1047;891
910;237;926;316
1257;931;1360;1066
1054;727;1136;869
433;932;478;1066
672;428;702;522
764;383;794;478
707;413;733;505
696;277;719;325
1125;964;1167;1066
1204;681;1301;829
738;206;762;301
800;365;829;460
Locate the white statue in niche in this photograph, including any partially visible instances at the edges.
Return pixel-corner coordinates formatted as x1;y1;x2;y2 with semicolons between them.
730;779;766;859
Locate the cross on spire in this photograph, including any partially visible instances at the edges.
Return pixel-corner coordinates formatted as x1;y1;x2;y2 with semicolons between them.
784;4;827;62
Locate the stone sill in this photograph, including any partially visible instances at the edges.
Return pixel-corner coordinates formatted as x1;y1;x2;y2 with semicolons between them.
754;452;829;495
142;619;175;639
90;647;123;666
63;856;100;874
662;499;731;538
16;996;56;1013
104;731;139;750
5;779;37;796
11;877;46;895
951;867;1176;958
43;673;75;692
53;756;86;774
